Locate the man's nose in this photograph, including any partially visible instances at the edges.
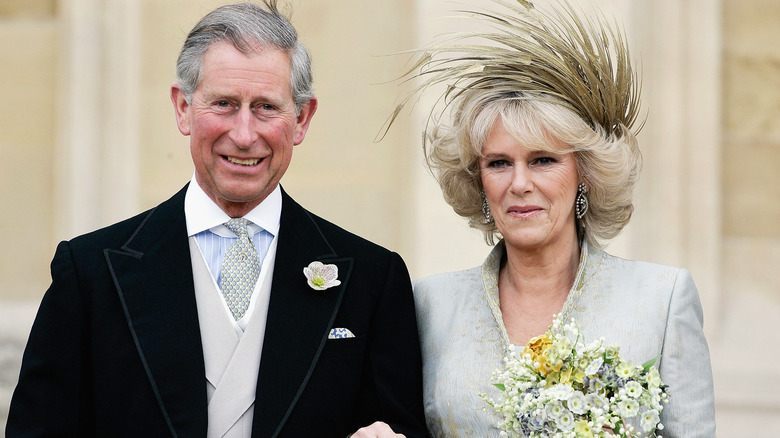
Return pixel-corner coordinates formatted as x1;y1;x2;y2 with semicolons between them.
230;107;259;148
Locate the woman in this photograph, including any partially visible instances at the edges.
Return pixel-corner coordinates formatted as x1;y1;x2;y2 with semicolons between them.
401;0;716;436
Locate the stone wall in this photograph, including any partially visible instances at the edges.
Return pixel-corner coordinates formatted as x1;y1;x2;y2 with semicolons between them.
714;0;780;433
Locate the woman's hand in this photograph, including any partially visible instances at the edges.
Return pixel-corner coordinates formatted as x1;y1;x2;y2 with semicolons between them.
349;421;406;438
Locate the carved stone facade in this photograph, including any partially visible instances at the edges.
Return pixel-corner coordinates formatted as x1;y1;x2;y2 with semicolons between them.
1;0;777;434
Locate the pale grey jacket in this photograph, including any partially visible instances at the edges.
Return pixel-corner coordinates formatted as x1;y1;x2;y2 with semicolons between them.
413;241;716;437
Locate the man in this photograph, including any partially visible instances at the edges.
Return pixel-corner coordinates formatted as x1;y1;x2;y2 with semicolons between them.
6;2;427;437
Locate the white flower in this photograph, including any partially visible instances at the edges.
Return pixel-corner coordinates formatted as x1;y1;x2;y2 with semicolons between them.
586;336;604;349
618;398;640;418
624;381;643;398
587;377;606;395
585;393;608;410
303;261;341;290
567;392;587;414
545;400;566;419
562;323;579;342
584;357;603;375
529;408;547;430
546;383;574;401
554;336;573;358
640;409;661;432
646;367;662;388
615;361;637;379
555;409;575;431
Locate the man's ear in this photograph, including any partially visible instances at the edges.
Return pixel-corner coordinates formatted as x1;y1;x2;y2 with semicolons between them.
292;96;318;146
170;82;191;136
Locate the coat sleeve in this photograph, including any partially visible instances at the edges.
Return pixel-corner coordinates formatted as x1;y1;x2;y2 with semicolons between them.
360;252;429;437
658;268;716;437
6;241;91;437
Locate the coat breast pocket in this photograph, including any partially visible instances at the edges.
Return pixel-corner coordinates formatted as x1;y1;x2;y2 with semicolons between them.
320;333;367;361
307;334;368;402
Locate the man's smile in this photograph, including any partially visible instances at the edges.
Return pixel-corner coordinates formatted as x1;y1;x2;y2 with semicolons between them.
224;155;262;166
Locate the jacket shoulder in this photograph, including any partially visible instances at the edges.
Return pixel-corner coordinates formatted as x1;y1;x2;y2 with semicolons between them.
413;266;481;293
590;249;685;286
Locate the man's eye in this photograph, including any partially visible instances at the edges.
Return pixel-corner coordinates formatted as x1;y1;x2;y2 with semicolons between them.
259;104;275;111
215;101;231;108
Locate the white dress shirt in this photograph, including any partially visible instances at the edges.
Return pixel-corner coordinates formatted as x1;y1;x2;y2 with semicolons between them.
184;175;281;331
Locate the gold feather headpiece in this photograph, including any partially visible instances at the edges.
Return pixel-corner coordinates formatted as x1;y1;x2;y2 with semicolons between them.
383;0;641;139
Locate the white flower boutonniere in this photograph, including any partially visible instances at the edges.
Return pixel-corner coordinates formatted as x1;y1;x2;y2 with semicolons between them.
303;261;341;290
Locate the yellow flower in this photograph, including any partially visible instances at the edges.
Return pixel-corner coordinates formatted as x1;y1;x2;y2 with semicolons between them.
525;334;552;356
574;420;594;437
559;367;573;384
537;357;554;376
523;334;556;375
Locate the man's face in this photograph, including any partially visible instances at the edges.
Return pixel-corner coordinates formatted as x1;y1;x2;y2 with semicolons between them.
171;42;317;217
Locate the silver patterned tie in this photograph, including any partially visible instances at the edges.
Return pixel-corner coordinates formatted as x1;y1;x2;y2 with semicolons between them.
220;218;260;320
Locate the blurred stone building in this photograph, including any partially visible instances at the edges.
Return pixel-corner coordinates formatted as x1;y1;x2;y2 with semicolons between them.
1;0;777;435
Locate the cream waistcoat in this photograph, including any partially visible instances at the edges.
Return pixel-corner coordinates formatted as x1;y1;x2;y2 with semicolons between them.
189;236;277;438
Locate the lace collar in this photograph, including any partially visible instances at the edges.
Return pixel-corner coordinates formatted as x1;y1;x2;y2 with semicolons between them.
481;240;603;348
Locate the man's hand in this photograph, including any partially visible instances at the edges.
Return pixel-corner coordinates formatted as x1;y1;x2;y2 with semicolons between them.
349;421;407;438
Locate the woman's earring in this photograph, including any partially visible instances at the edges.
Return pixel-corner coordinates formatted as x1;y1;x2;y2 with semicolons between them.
481;191;492;223
575;183;589;219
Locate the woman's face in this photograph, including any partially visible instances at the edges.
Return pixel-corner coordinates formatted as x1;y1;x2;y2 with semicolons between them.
479;119;580;253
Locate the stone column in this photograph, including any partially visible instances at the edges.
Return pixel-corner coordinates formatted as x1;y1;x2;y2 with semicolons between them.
616;0;722;330
55;0;141;241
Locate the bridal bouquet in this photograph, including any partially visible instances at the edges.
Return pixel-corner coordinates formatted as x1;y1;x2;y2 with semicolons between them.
483;315;669;437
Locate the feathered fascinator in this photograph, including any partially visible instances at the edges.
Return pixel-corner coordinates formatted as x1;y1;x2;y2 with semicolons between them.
383;0;641;139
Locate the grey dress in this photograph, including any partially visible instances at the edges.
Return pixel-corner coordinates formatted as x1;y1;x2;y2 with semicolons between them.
413;241;716;437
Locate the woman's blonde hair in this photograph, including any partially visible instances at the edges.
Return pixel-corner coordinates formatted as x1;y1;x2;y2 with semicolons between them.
427;88;641;248
386;0;643;248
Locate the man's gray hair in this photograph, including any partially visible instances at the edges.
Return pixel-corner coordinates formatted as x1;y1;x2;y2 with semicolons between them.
176;1;314;112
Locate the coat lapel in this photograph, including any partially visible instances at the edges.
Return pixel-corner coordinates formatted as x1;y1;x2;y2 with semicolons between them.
252;189;354;438
104;186;207;437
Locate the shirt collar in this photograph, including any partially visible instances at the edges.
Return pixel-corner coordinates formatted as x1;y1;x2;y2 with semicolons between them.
184;173;282;237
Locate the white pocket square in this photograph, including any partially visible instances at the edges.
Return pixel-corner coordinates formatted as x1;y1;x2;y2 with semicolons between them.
328;328;355;339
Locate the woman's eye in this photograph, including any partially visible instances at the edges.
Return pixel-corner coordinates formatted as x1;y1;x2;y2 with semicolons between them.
488;159;509;168
534;157;557;165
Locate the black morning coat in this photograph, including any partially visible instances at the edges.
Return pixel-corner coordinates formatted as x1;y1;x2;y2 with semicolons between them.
7;185;429;438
